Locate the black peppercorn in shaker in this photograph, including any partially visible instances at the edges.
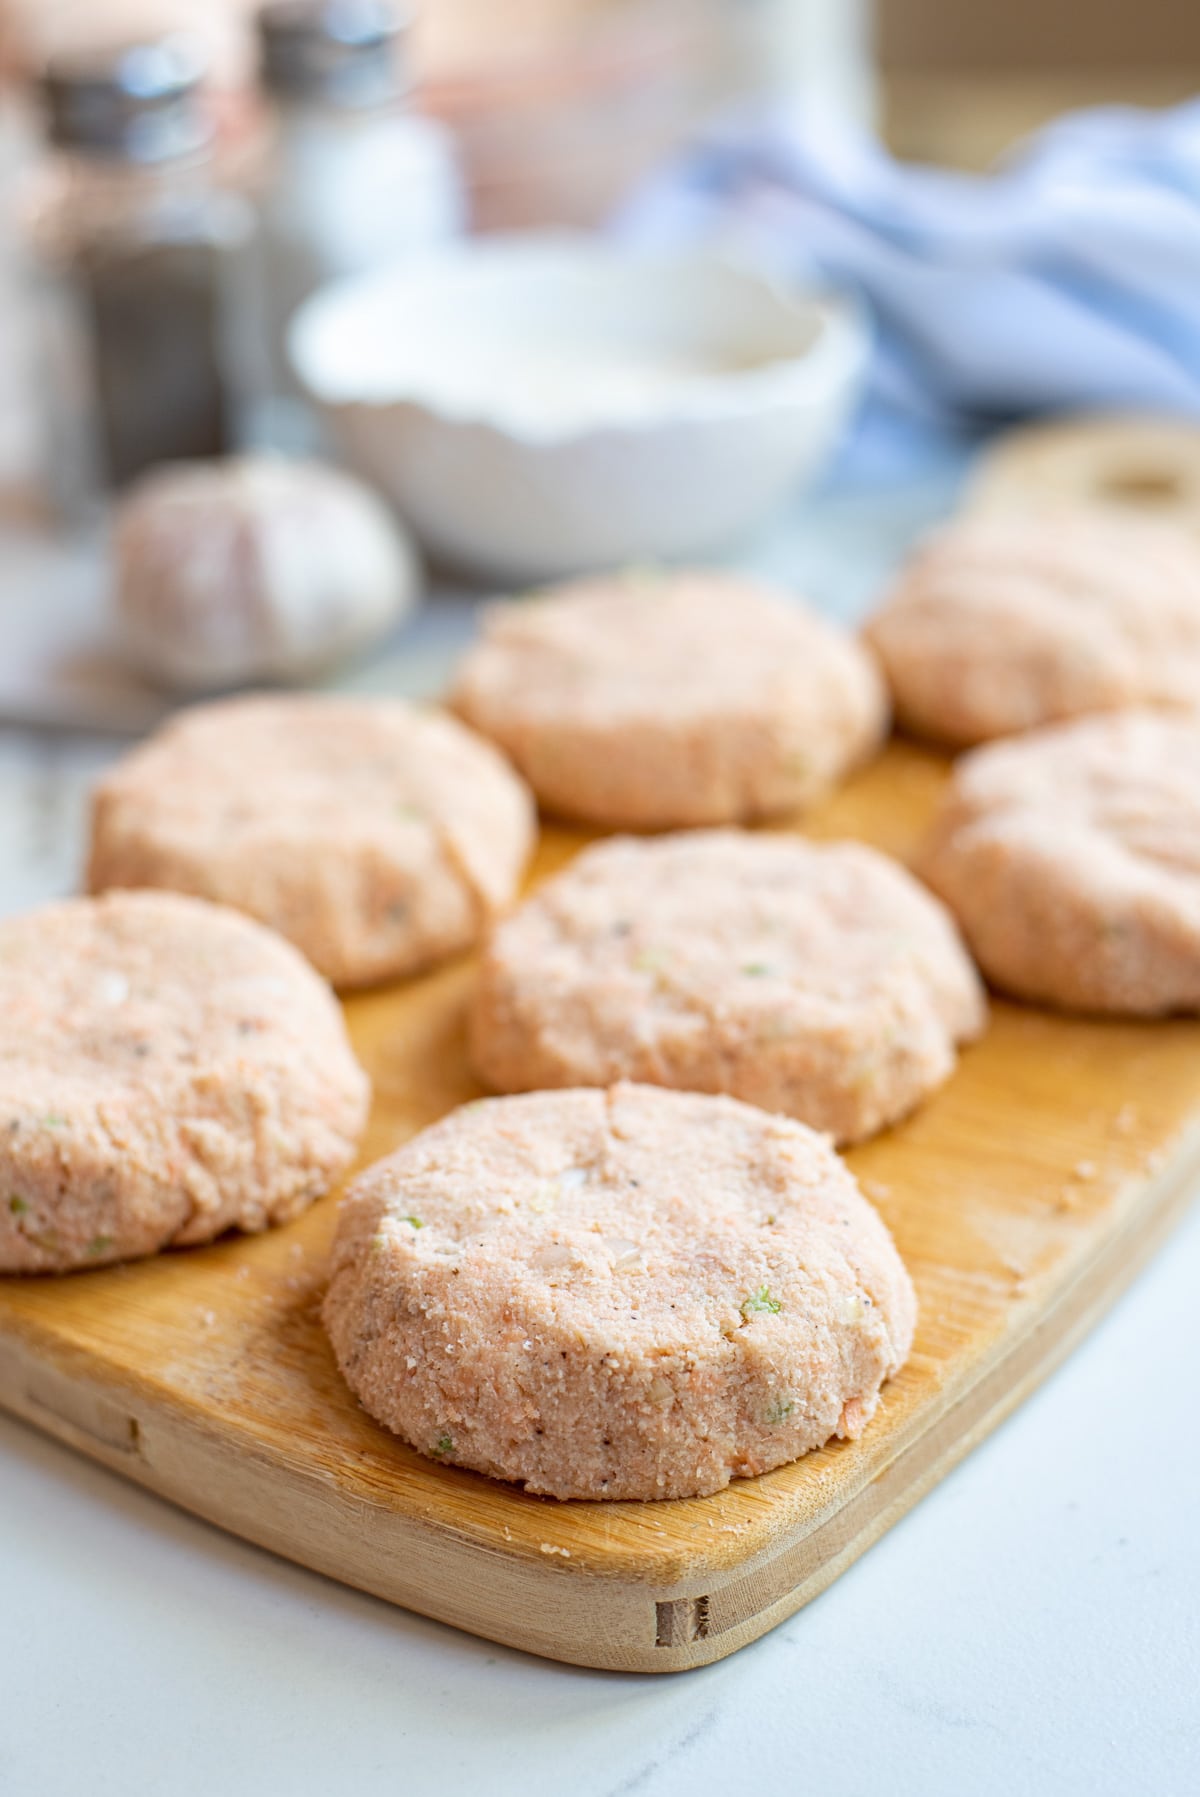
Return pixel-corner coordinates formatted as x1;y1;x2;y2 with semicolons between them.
25;36;255;519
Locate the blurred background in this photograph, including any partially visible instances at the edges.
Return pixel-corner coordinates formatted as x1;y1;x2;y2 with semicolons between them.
881;0;1200;163
0;0;1197;721
5;0;1198;202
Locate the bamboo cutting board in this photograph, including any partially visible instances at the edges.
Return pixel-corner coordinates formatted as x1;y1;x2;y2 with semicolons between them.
1;740;1198;1673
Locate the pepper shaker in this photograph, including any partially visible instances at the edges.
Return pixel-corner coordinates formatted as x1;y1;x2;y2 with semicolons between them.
24;35;256;522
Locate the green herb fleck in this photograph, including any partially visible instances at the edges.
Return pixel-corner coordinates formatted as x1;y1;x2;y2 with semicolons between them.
8;1194;28;1216
396;803;424;821
741;962;772;977
86;1235;114;1258
401;1215;424;1229
633;947;668;973
763;1396;795;1425
41;1114;68;1129
432;1433;453;1458
741;1286;782;1319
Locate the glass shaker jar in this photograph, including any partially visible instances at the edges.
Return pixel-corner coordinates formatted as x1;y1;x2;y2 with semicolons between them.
252;0;464;448
26;36;256;522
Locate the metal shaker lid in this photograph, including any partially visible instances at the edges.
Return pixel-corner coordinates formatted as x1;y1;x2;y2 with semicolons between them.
258;1;410;108
41;35;212;162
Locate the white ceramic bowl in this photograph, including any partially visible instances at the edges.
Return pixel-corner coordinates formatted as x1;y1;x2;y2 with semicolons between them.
290;236;868;584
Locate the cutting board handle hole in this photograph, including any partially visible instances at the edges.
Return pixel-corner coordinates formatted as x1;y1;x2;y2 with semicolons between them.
24;1369;142;1457
655;1595;711;1647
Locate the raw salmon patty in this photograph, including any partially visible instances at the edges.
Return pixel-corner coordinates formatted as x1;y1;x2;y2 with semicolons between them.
0;890;368;1273
87;694;535;988
449;568;887;828
920;711;1200;1013
470;830;985;1144
323;1084;917;1500
865;508;1200;747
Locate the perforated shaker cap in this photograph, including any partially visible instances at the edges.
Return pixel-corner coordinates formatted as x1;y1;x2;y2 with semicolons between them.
258;1;410;108
41;35;212;163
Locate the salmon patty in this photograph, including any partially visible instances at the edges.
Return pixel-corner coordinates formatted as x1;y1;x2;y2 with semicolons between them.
323;1084;916;1500
88;694;535;988
449;568;887;828
0;890;368;1273
920;711;1200;1013
865;508;1200;747
470;830;985;1144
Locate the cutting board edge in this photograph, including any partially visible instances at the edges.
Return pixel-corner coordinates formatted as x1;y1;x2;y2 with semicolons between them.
1;1116;1196;1675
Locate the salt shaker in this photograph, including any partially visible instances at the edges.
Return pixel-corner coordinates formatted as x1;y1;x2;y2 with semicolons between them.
25;36;256;520
252;0;464;448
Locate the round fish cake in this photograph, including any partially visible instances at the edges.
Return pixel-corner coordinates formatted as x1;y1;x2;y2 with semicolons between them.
448;568;887;828
87;694;536;988
919;711;1200;1014
0;890;369;1274
864;508;1200;747
323;1083;917;1501
470;830;985;1144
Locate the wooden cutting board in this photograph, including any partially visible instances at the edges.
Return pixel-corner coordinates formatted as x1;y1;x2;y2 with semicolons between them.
1;740;1198;1673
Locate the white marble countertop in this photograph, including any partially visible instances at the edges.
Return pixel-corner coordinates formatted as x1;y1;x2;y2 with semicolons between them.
4;1197;1197;1797
1;473;1197;1797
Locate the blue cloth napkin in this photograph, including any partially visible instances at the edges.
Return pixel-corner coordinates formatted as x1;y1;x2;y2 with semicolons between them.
619;100;1200;440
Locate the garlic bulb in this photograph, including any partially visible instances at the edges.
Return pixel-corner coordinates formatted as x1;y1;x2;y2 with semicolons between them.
114;455;420;690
